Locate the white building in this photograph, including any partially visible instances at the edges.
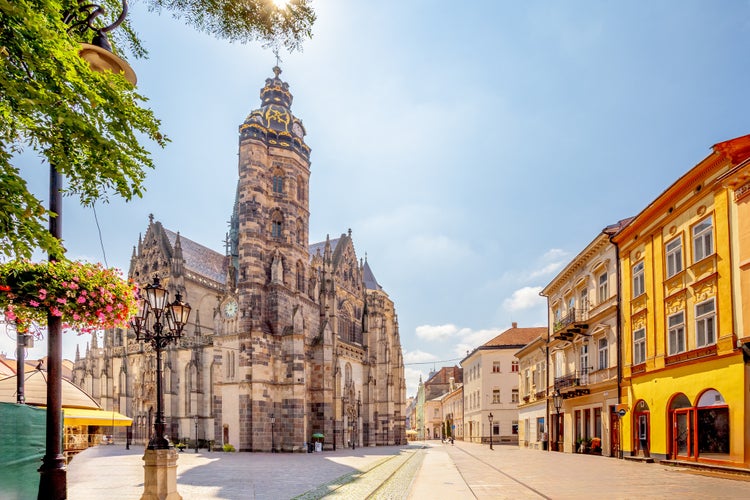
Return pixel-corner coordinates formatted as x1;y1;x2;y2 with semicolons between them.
461;323;545;445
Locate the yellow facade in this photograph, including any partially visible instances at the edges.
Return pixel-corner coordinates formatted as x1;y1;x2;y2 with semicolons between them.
613;135;750;467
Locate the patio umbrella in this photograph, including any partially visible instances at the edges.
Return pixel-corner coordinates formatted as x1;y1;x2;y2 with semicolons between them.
311;433;324;438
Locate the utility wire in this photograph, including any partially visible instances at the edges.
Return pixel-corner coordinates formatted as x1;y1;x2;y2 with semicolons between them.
92;203;109;267
404;357;462;366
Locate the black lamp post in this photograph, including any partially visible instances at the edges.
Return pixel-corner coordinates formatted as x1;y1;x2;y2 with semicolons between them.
38;3;136;499
553;390;563;452
194;415;199;453
354;394;361;450
271;414;276;452
488;412;494;450
131;276;191;450
331;416;336;451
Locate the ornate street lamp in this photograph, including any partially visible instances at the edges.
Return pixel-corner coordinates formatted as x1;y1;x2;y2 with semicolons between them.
553;390;563;452
488;413;494;450
131;276;191;450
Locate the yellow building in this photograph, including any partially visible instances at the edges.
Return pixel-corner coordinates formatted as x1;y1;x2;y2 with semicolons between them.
612;135;750;468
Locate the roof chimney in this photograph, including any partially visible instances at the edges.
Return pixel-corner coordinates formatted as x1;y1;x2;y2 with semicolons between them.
512;322;518;329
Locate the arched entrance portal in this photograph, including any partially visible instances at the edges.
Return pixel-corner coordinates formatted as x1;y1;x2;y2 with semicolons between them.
696;389;729;460
669;393;692;459
633;399;650;457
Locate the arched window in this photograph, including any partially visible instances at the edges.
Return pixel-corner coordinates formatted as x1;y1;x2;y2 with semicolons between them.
296;219;304;245
272;168;284;195
271;211;284;239
297;175;305;202
344;363;352;388
119;369;127;398
296;261;305;292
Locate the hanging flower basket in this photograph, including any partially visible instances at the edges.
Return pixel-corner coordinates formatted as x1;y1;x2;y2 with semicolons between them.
0;260;137;334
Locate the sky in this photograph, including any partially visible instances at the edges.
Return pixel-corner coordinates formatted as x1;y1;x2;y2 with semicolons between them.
2;1;750;397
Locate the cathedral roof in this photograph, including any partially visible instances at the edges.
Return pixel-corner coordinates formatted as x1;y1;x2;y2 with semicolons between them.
239;66;310;160
363;260;381;291
308;238;340;258
164;229;226;285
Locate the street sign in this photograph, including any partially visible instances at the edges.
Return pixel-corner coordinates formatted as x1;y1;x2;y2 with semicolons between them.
617;409;627;418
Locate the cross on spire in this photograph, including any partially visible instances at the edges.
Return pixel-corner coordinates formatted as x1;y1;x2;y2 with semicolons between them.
273;48;283;73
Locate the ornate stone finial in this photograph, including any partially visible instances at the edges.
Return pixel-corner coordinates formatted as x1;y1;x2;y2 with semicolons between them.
273;65;282;78
347;228;352;237
148;213;154;224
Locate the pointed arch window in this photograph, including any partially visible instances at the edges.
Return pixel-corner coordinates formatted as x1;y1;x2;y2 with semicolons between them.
272;168;284;195
297;175;306;202
296;219;304;245
296;261;305;292
271;211;284;239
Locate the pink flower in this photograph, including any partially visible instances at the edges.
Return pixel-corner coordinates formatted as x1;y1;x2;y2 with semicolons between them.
77;296;86;304
73;313;80;320
38;289;48;299
56;298;67;304
29;300;40;307
50;307;62;317
105;305;113;313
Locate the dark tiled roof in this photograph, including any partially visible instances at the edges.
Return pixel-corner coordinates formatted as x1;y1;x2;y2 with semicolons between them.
164;229;226;285
308;238;340;259
363;261;381;290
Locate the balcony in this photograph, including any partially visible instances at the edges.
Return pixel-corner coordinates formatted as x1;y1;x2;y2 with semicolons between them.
552;308;588;341
554;367;591;398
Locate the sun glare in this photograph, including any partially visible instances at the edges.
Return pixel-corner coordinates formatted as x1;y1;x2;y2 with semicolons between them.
271;0;290;8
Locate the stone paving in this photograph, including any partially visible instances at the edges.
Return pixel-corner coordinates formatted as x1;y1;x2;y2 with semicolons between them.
67;444;414;499
66;440;750;499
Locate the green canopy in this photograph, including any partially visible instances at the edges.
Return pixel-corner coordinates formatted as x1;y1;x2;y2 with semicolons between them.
311;433;324;438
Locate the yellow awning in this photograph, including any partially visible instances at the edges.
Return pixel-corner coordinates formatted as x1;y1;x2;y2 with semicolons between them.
63;408;132;427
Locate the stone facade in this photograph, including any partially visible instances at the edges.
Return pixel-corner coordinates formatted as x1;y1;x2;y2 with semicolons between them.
72;68;406;452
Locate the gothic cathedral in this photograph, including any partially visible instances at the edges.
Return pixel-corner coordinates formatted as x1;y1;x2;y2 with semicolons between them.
72;68;406;451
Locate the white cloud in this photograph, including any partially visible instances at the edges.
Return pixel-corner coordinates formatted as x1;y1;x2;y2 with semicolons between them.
503;286;545;311
415;324;458;341
403;349;438;364
528;261;565;279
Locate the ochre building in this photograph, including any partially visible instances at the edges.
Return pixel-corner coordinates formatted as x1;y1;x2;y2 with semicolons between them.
612;134;750;467
73;68;406;452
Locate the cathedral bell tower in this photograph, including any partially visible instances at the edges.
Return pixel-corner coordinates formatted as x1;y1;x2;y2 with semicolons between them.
235;66;311;329
227;66;314;451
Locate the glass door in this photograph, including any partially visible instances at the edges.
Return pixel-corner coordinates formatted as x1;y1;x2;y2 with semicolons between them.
673;408;694;459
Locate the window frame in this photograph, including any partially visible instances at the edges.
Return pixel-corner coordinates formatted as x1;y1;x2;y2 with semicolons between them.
632;261;645;297
692;216;714;263
598;272;608;304
492;388;501;404
633;328;646;365
666;236;683;278
598;337;608;370
667;311;686;355
695;298;716;347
